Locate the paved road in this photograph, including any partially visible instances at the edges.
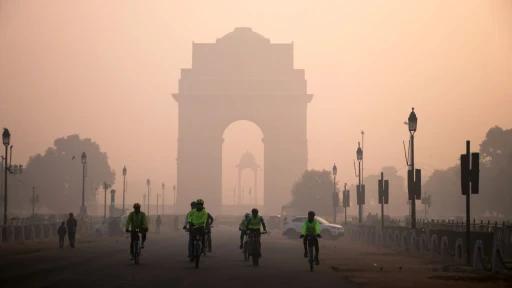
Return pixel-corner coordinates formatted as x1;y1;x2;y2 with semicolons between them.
0;228;358;288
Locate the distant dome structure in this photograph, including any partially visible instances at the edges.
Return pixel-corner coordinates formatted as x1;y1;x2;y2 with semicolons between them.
237;151;260;170
217;27;270;44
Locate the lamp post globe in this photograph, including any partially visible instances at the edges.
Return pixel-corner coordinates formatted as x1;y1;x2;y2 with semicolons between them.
123;166;127;177
356;142;363;161
81;152;87;164
408;107;418;133
2;128;10;147
332;163;337;176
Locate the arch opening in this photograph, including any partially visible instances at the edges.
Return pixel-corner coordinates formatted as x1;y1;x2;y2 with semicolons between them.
222;120;264;211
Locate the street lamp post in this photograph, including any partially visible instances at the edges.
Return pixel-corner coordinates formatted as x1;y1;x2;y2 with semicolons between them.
162;183;165;215
143;193;146;211
30;186;39;222
102;182;110;219
110;189;116;216
421;194;431;219
378;172;390;230
343;183;349;225
80;152;87;216
2;128;10;226
356;142;364;224
146;179;151;217
407;108;419;229
332;163;338;224
122;166;127;215
173;185;176;213
157;194;160;215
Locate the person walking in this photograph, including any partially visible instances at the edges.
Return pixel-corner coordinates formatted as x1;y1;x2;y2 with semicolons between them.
57;222;67;248
66;213;78;248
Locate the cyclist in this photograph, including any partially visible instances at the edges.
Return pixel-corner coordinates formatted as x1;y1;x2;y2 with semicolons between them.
299;211;321;265
245;208;267;257
203;207;214;252
186;199;208;261
125;203;149;261
183;201;197;258
239;212;250;249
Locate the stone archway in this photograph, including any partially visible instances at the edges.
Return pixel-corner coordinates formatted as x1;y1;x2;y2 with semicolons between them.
173;27;313;214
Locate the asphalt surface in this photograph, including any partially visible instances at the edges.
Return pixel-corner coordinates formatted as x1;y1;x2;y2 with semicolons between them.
0;228;359;288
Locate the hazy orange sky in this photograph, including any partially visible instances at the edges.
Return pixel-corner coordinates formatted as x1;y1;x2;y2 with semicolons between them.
1;0;511;206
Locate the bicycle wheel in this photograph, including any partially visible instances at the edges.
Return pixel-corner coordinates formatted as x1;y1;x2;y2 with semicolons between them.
207;233;212;252
244;242;249;261
194;241;201;268
252;241;259;266
134;241;140;265
308;246;314;272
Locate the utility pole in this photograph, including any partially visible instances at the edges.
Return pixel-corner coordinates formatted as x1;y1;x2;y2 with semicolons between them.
378;172;389;230
460;140;479;266
122;166;127;215
332;164;338;224
162;183;165;215
355;142;364;223
173;185;176;214
406;108;421;229
343;183;349;225
157;194;160;216
146;179;151;217
31;186;35;220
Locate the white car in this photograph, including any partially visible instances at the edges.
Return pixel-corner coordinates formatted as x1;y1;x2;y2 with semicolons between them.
282;216;345;240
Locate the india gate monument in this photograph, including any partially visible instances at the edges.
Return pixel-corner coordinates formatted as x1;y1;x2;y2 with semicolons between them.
173;27;313;214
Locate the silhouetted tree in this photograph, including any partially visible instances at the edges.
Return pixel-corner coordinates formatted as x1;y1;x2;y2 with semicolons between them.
478;126;512;217
289;169;339;216
14;135;115;214
422;165;465;217
422;126;512;218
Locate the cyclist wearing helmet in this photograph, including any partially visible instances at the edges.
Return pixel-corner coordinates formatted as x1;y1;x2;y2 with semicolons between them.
183;201;197;258
125;203;149;260
185;199;208;260
299;211;321;265
183;201;197;229
245;208;267;256
203;207;214;252
239;212;251;249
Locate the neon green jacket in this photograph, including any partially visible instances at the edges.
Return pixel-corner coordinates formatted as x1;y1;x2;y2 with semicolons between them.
125;211;148;230
188;209;208;228
239;218;247;231
302;219;320;236
246;214;265;229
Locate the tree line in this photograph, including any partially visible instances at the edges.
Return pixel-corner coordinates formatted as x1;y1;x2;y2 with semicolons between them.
289;126;512;219
3;134;115;215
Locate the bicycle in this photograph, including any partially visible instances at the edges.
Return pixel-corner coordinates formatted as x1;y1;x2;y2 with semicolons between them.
204;225;213;254
185;227;204;268
247;230;267;266
126;228;143;265
305;235;318;272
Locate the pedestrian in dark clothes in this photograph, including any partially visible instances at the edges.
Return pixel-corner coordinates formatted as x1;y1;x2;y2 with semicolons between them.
66;213;78;248
57;221;67;248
